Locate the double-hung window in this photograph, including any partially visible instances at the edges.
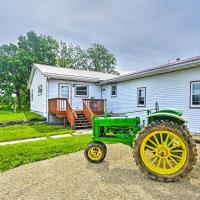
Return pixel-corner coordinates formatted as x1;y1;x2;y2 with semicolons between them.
75;85;88;97
190;81;200;108
137;87;146;107
111;84;117;97
38;84;43;96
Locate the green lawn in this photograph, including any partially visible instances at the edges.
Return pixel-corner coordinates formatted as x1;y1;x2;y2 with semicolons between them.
0;110;44;122
0;135;91;172
0;123;73;142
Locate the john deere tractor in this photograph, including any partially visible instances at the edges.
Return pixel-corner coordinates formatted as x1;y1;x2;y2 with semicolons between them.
84;108;197;182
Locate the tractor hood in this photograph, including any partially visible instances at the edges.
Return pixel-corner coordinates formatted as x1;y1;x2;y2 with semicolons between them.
147;108;187;124
155;109;183;116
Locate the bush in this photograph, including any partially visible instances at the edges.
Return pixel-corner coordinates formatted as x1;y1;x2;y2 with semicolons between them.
0;103;13;110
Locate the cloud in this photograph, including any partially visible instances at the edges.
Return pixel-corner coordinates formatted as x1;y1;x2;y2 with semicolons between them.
0;0;200;73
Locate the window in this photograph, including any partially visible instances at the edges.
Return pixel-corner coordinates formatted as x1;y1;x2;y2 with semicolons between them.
111;84;117;97
31;89;33;101
190;81;200;108
38;84;43;96
75;85;88;97
137;87;146;107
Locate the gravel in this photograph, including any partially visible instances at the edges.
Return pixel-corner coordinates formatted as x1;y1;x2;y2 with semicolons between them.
0;144;199;200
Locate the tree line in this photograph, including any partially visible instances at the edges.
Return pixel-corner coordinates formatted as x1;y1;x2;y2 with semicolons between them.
0;31;119;110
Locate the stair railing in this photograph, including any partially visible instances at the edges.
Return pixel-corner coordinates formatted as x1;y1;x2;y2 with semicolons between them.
83;99;94;124
48;98;78;128
66;99;78;129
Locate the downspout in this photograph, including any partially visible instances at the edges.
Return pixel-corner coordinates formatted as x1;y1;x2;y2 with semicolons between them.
46;78;49;122
100;85;102;99
101;84;107;113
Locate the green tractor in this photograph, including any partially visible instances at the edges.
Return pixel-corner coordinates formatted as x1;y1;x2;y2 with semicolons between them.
84;107;197;182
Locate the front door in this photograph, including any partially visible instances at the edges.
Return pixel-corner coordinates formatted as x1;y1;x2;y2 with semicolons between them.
58;84;71;110
59;84;70;99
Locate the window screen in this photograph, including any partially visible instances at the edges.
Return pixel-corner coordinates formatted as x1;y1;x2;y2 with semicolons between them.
137;87;146;107
111;84;117;96
191;81;200;107
75;85;88;96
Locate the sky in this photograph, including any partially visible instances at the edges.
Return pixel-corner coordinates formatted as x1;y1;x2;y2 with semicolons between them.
0;0;200;74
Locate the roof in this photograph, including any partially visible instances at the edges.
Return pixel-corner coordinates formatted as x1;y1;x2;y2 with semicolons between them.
34;63;118;82
99;55;200;85
28;55;200;89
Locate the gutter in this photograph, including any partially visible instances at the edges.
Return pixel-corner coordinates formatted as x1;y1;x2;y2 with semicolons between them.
99;59;200;85
45;75;101;83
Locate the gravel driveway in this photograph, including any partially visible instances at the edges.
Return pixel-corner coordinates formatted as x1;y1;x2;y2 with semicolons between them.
0;144;199;200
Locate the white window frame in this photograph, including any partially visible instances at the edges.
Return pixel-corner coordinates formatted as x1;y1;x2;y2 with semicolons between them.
137;87;146;107
75;85;88;97
38;84;43;96
111;84;117;97
190;81;200;108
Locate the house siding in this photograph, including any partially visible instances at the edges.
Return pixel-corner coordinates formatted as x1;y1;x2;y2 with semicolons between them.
48;79;101;109
30;69;47;117
102;66;200;134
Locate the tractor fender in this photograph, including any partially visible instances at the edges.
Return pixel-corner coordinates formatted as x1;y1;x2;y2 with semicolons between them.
147;112;187;125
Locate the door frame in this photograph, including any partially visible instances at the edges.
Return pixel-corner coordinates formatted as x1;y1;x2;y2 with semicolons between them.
58;83;72;103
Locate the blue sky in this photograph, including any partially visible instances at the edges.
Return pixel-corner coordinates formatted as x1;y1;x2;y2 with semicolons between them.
0;0;200;73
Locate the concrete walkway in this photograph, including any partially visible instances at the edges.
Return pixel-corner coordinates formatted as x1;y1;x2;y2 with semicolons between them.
0;129;92;146
0;137;47;146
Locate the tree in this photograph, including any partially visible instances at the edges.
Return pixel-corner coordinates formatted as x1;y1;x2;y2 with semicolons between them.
18;31;59;73
57;42;119;75
0;31;59;110
0;44;26;110
57;42;89;70
17;32;59;108
87;43;119;75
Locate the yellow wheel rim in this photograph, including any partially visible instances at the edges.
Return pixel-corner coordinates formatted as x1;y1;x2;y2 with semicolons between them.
140;130;187;175
87;146;103;161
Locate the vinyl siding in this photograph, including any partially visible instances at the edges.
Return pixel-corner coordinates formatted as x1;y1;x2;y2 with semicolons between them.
30;69;47;117
48;79;101;109
102;66;200;134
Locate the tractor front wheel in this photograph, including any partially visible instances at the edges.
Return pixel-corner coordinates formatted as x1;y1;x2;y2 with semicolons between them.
133;121;197;182
84;142;107;163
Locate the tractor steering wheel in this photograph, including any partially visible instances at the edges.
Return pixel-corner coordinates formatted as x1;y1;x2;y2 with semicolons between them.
155;102;159;112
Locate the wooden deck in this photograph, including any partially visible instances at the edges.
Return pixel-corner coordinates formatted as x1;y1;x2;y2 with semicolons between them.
48;98;104;129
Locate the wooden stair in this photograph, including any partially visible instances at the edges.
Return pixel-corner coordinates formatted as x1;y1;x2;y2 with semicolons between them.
48;98;104;129
74;111;92;129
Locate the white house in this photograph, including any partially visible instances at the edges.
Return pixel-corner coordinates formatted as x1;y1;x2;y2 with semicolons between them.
28;56;200;133
27;64;117;129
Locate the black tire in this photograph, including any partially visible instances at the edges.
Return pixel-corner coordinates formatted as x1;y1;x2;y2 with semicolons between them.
84;142;107;163
133;120;197;182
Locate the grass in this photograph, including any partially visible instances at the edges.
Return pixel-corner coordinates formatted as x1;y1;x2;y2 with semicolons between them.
0;123;74;142
0;110;44;122
0;135;91;172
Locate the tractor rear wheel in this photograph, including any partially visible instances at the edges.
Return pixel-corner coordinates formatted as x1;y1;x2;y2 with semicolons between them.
84;142;107;163
133;121;197;182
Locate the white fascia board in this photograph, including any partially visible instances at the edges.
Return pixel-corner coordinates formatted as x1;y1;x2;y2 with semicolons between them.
27;66;36;89
99;61;200;85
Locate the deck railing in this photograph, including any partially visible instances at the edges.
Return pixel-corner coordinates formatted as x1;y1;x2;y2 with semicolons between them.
83;99;105;124
48;98;77;128
48;98;67;114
